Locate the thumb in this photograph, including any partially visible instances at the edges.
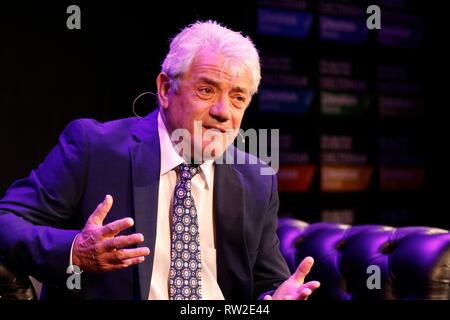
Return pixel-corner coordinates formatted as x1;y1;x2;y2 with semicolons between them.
88;194;113;225
293;256;314;283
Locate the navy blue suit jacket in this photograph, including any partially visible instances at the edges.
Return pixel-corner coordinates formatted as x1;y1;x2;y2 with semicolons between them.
0;109;290;299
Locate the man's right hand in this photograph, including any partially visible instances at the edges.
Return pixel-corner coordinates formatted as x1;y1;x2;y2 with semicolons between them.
72;195;150;272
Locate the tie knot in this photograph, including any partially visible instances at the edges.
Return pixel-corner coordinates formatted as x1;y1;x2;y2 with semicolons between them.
179;163;199;180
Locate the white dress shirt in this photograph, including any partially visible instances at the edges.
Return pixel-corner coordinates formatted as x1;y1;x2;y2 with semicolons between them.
148;112;225;299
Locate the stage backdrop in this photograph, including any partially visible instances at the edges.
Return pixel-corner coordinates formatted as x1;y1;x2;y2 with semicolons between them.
0;0;448;229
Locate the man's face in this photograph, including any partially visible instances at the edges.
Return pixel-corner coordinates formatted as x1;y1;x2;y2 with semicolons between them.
159;49;253;161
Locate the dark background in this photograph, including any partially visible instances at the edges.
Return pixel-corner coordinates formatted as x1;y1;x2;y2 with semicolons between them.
0;1;448;229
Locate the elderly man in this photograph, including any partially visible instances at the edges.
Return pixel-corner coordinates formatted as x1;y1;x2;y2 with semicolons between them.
0;20;319;300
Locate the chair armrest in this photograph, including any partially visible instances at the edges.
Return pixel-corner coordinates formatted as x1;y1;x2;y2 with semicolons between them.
0;257;37;300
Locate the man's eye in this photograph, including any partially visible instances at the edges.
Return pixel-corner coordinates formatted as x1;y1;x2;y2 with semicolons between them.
232;95;247;105
198;87;214;95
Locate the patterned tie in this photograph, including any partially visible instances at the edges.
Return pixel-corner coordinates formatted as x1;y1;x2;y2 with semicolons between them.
169;163;202;300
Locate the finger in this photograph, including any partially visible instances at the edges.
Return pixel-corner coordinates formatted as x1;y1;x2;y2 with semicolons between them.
105;247;150;264
106;256;146;271
301;280;321;292
88;195;113;225
99;233;144;253
297;288;312;300
121;256;146;268
291;281;320;300
100;217;134;238
293;256;314;282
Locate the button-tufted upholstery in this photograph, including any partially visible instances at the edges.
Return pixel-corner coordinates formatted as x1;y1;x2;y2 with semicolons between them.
277;218;450;300
0;257;36;300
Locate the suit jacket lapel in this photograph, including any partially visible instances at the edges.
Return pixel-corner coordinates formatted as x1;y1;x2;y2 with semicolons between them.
130;109;160;299
214;160;251;300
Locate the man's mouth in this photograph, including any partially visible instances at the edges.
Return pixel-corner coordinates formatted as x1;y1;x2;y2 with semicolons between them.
203;124;227;133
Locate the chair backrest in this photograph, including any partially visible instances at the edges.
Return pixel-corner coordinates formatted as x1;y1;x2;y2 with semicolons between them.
277;218;450;300
0;257;36;300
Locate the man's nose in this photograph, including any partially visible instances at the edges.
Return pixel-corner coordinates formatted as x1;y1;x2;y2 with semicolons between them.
209;98;231;122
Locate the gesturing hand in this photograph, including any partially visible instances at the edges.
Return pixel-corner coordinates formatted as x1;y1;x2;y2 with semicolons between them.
72;195;150;272
264;256;320;300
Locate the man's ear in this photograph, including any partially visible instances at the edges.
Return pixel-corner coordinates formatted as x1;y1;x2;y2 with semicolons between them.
156;72;171;110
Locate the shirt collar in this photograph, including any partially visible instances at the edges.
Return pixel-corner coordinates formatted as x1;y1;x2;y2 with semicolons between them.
157;111;214;190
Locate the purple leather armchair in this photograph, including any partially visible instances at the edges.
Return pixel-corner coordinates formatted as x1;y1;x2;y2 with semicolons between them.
277;218;450;300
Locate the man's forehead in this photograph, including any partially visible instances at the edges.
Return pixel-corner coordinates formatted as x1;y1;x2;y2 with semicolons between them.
187;51;251;83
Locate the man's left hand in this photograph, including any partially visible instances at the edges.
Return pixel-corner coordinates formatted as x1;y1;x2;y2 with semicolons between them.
263;256;320;300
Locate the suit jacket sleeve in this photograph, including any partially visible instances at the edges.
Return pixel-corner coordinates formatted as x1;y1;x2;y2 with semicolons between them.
0;120;89;285
253;173;291;299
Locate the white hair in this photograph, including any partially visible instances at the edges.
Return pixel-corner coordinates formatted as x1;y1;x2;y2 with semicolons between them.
161;20;261;95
